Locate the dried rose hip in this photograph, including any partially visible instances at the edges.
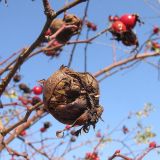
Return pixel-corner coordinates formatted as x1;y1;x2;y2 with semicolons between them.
19;83;31;94
63;14;82;31
49;14;82;44
43;121;51;129
50;19;65;34
121;30;139;47
13;74;21;82
43;66;103;135
31;96;41;105
85;20;97;31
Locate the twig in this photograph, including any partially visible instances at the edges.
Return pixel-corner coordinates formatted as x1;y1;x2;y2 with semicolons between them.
67;28;109;45
98;61;139;82
84;28;90;72
94;52;160;78
0;48;24;66
0;28;109;77
3;142;29;159
1;101;43;137
67;0;90;67
135;145;160;160
0;106;45;151
112;41;117;62
18;136;52;160
108;150;132;160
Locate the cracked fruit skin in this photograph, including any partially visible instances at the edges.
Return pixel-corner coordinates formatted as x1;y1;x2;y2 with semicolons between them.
43;66;103;126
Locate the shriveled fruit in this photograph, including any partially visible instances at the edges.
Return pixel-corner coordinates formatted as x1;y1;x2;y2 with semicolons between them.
63;14;82;31
49;14;81;44
13;74;21;82
43;66;103;135
19;83;31;93
44;121;51;129
85;20;97;31
50;19;65;34
121;30;139;47
31;96;41;105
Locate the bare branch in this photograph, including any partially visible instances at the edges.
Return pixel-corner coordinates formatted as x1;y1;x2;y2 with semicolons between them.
3;142;29;160
1;102;43;137
136;145;160;160
0;108;45;151
94;52;160;78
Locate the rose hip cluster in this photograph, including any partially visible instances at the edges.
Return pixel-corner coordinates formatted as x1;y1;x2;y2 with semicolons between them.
108;13;143;49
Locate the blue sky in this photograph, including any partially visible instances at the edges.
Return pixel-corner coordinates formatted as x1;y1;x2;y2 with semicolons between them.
1;0;160;159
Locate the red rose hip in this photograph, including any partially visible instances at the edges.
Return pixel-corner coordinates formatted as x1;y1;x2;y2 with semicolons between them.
111;21;127;33
40;127;46;133
153;26;159;34
32;86;43;95
120;14;138;29
149;141;157;148
20;130;27;136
